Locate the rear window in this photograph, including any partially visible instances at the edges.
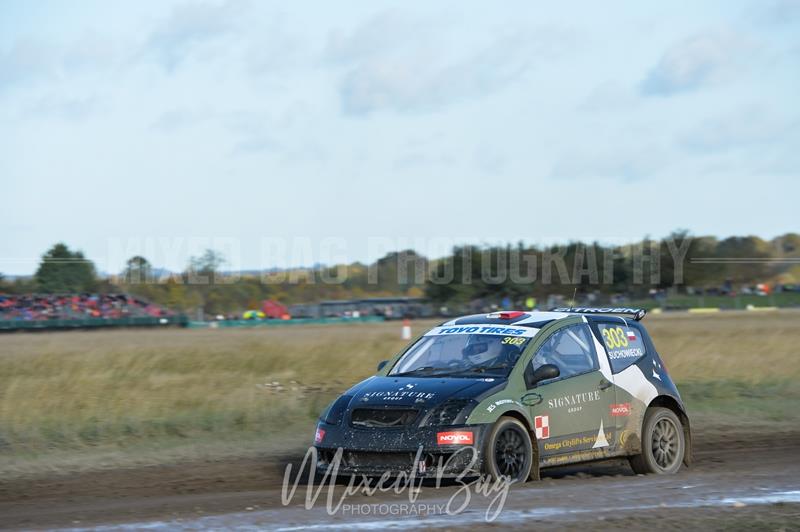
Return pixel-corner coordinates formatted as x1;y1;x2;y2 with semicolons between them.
596;322;646;373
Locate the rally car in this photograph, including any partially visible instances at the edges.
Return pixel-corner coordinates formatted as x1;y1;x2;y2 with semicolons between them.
313;308;691;482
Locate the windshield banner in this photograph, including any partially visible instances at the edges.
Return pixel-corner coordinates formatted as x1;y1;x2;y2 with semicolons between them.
424;325;539;337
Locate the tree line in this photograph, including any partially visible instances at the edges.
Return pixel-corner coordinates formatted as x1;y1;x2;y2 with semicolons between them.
1;232;797;316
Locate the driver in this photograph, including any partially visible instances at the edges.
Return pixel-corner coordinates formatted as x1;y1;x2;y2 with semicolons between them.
462;336;521;368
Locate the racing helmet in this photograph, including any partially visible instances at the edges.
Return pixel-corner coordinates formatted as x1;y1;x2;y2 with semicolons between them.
462;335;504;365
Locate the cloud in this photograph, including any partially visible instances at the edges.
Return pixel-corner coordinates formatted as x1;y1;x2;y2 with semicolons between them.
337;30;537;115
474;144;507;176
245;22;302;77
551;144;670;182
151;108;215;131
143;0;249;71
640;30;750;96
223;111;283;155
24;95;100;121
0;33;116;91
393;150;454;171
580;81;639;111
323;9;572;115
324;9;427;65
0;39;55;89
679;106;798;153
752;0;800;26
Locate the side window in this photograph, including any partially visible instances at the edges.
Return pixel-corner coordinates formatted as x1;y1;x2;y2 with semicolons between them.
532;324;598;381
596;322;647;373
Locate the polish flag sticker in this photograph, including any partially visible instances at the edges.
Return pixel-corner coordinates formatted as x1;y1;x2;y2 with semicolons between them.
534;415;550;439
626;330;637;341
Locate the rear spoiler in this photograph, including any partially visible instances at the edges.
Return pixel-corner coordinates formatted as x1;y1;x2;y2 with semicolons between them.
551;307;647;321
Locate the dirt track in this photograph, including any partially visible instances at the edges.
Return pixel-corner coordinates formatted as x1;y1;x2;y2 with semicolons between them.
2;428;799;530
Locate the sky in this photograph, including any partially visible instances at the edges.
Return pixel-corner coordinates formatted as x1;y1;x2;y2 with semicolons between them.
1;0;798;275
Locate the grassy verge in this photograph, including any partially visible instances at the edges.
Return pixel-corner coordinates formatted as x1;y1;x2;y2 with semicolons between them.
0;322;412;474
1;312;798;476
629;292;800;310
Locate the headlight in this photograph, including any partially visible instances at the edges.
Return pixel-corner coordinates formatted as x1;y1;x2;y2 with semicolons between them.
320;395;352;425
422;399;476;426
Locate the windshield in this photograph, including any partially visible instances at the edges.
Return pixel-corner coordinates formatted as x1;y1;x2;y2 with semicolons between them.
389;325;537;377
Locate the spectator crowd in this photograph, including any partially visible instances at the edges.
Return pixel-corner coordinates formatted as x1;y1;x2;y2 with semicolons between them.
0;294;173;321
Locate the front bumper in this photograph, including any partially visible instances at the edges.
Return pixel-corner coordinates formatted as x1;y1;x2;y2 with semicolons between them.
314;423;490;477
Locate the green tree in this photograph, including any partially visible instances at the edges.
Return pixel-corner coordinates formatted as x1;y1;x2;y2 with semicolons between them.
34;243;96;293
186;249;227;316
122;256;153;285
188;249;226;282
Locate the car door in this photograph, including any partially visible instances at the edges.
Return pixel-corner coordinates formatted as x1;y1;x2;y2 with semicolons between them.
524;323;617;460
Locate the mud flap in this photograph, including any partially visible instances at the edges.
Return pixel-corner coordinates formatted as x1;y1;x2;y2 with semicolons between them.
683;425;693;467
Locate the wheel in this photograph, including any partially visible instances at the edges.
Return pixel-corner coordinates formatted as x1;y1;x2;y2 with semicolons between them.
483;417;533;482
629;407;685;475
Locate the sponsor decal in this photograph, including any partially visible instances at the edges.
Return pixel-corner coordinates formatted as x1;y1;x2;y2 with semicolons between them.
361;390;437;402
607;347;645;360
547;390;600;411
424;325;538;337
486;398;515;413
610;403;632;416
437;431;474;445
314;427;325;444
542;448;610;466
534;415;550;439
552;307;644;314
543;430;614;452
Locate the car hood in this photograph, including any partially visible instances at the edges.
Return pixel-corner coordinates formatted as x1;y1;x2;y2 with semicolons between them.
346;375;504;408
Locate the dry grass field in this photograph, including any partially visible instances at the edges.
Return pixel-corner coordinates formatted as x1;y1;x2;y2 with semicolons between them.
0;311;798;477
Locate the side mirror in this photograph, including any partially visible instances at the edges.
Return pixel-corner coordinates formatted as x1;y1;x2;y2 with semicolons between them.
525;363;560;387
377;360;388;371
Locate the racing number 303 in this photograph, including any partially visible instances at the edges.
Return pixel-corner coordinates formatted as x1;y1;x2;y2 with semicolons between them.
602;327;629;349
501;337;526;346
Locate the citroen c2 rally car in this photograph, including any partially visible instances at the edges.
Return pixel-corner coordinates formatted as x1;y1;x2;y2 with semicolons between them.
313;308;691;482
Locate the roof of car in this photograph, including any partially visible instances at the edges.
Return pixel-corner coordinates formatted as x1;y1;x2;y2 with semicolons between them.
441;307;647;328
441;311;571;328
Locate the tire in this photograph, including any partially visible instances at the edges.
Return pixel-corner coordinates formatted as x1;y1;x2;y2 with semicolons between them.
483;417;534;483
629;407;685;475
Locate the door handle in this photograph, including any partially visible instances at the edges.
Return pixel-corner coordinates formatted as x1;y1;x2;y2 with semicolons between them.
598;378;612;391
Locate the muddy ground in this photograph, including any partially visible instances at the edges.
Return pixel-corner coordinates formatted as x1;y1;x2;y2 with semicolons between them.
1;428;799;530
